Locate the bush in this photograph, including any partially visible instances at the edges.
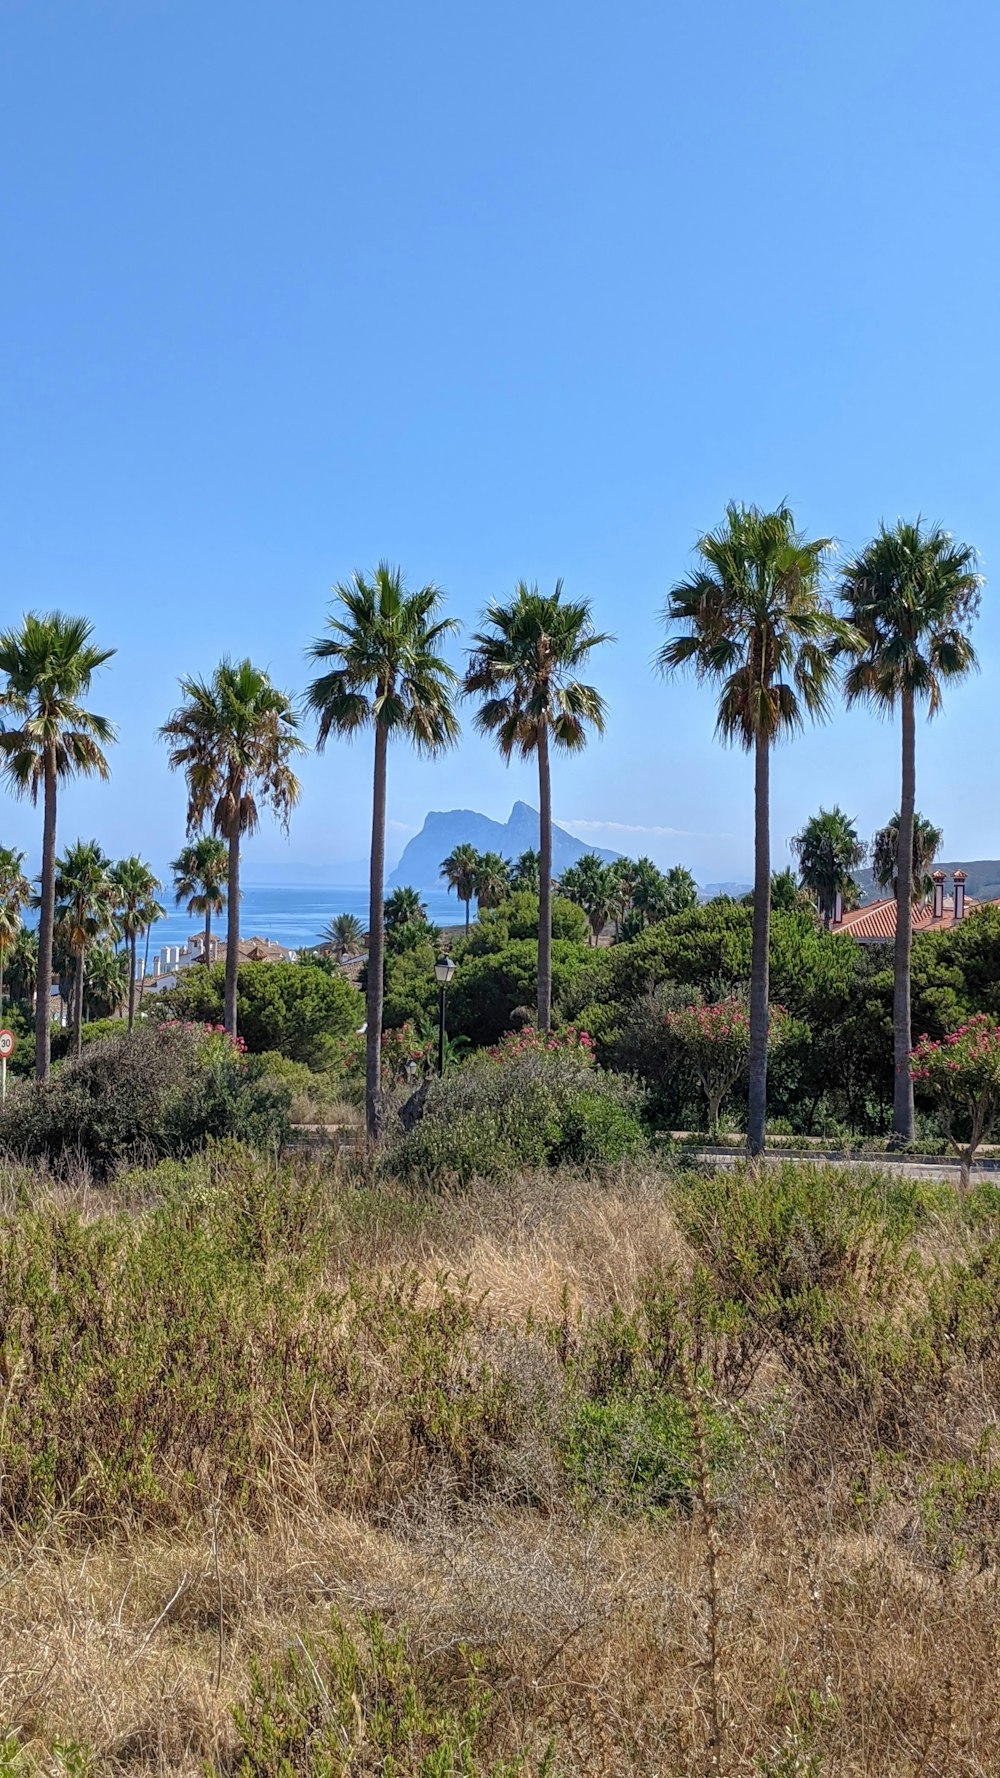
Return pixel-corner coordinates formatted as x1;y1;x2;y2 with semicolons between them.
153;962;361;1068
460;890;589;955
388;1028;647;1182
446;940;589;1048
229;1610;555;1777
563;1392;736;1513
0;1026;290;1177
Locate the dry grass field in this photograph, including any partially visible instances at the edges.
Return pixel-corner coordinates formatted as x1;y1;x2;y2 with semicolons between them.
0;1147;998;1775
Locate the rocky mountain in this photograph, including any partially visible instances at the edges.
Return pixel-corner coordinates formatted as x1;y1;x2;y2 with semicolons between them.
388;801;621;889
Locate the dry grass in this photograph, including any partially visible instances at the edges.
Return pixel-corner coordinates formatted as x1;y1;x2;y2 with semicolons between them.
1;1155;998;1774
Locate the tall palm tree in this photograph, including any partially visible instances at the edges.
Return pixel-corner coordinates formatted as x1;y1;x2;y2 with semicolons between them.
559;853;613;944
54;838;119;1054
323;911;366;961
111;856;165;1029
838;519;980;1142
473;851;511;912
84;944;130;1021
171;834;229;970
510;848;541;893
791;805;867;926
8;926;38;1015
464;581;611;1030
441;842;481;932
871;811;944;904
305;563;459;1141
160;660;303;1038
385;884;427;932
659;503;842;1158
0;613;115;1079
0;846;32;1015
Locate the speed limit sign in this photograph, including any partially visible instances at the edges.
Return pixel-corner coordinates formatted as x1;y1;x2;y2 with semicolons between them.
0;1028;15;1102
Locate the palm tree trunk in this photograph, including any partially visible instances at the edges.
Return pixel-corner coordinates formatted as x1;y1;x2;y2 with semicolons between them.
204;905;212;968
747;730;771;1158
537;726;553;1033
366;720;388;1141
74;952;84;1057
224;819;241;1038
35;746;58;1082
893;690;916;1141
464;896;470;935
128;932;137;1030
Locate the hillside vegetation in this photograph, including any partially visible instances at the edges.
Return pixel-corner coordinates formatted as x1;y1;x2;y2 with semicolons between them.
0;1134;997;1775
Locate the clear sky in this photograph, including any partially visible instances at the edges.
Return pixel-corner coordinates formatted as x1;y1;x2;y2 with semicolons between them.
2;0;998;885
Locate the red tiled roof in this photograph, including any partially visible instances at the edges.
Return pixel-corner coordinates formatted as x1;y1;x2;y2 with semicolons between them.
833;895;992;942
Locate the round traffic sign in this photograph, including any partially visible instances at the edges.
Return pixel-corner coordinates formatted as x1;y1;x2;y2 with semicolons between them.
0;1030;16;1059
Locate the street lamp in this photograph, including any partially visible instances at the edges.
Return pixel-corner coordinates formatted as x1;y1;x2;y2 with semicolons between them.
434;955;455;1075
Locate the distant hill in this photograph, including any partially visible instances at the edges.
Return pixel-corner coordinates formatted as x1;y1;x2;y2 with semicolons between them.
388;801;621;889
855;860;1000;903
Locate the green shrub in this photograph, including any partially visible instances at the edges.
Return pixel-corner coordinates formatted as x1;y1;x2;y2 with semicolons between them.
563;1391;736;1512
153;962;361;1067
460;891;589;955
0;1026;290;1177
388;1031;647;1182
228;1610;556;1777
446;940;589;1047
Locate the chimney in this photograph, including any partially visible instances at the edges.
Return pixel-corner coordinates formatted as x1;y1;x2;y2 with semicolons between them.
832;890;843;926
953;871;967;922
932;870;945;921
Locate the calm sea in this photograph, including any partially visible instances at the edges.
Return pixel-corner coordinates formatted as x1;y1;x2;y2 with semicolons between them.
145;883;464;959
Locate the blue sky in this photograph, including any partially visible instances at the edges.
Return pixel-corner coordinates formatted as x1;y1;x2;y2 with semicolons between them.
2;0;998;885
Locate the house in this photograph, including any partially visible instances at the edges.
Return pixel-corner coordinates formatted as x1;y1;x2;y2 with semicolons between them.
831;870;999;944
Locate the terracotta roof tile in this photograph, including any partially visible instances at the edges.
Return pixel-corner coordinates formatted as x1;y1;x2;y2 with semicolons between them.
833;895;994;942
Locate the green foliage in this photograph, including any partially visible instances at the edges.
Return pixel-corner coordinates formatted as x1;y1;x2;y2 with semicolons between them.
911;1014;1000;1176
389;1031;646;1183
0;1026;290;1177
154;961;361;1066
229;1610;554;1777
447;939;588;1048
460;891;588;956
564;1392;733;1513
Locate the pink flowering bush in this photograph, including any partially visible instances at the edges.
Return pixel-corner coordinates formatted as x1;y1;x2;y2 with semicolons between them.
664;1000;789;1137
487;1026;596;1064
910;1015;1000;1183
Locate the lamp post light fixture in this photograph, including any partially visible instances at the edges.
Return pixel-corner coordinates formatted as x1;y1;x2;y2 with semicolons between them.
434;955;456;1075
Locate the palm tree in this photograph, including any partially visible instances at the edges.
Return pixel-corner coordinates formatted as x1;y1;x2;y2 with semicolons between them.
111;856;165;1029
791;805;867;926
84;944;130;1021
510;848;541;893
305;563;459;1141
871;811;944;904
607;858;638;936
659;503;842;1158
323;911;365;961
8;926;38;1015
54;838;119;1054
385;884;427;932
0;847;32;1015
441;842;481;932
838;519;980;1142
160;660;303;1039
560;853;613;944
464;581;611;1030
0;613;115;1078
171;834;229;971
474;851;511;911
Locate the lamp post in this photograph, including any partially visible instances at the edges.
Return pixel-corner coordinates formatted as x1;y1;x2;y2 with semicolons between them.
434;955;455;1075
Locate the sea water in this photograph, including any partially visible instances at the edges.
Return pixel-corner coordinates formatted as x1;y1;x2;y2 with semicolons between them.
146;882;468;956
